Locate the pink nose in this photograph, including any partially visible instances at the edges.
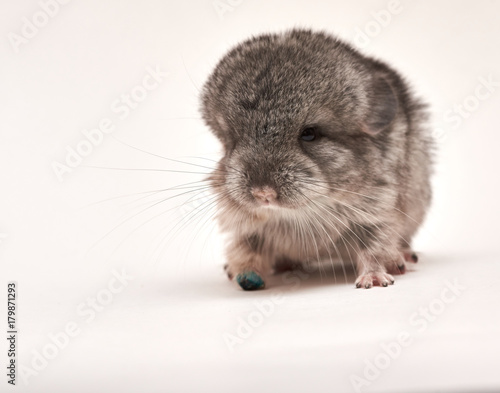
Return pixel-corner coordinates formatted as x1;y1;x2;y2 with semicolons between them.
251;187;278;205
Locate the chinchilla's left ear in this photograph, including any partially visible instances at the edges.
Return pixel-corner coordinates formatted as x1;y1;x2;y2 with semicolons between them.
361;74;398;135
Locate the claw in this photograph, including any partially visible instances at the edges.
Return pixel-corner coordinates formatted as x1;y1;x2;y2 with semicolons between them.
355;272;395;289
403;251;419;263
223;264;233;280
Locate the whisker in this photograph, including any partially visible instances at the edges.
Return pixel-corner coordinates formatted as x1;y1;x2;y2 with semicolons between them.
301;193;359;283
304;196;384;271
300;200;339;283
301;183;410;251
300;178;423;226
111;137;232;175
79;179;217;209
105;188;218;264
180;53;201;93
84;186;212;255
183;156;246;177
149;192;228;269
81;165;213;176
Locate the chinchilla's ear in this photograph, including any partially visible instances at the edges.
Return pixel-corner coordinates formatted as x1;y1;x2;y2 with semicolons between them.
361;74;398;135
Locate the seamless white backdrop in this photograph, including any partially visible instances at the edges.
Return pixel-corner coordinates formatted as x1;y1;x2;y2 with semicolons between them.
1;1;500;392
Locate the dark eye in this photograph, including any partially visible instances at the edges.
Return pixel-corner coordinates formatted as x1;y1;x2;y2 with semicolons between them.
300;127;317;142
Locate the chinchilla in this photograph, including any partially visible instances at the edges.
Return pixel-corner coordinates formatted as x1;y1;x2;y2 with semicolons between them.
200;29;433;290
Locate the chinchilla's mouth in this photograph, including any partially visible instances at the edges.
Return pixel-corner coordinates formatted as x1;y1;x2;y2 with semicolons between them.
252;199;304;211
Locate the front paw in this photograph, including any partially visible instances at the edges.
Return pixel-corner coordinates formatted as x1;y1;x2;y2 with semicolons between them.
235;271;265;291
355;272;395;289
223;264;266;290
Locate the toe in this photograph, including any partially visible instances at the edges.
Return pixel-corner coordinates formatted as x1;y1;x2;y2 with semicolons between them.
223;264;233;280
403;251;419;263
387;262;406;275
356;272;394;289
355;275;374;289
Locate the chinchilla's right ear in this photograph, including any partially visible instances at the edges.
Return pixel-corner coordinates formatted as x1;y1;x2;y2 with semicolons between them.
361;74;398;135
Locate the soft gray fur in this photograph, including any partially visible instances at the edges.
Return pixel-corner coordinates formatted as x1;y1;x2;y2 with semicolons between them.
200;29;433;290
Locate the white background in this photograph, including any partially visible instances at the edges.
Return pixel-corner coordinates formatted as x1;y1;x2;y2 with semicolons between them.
1;1;500;392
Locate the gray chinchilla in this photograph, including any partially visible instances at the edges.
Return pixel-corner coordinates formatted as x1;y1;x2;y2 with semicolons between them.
200;29;433;290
